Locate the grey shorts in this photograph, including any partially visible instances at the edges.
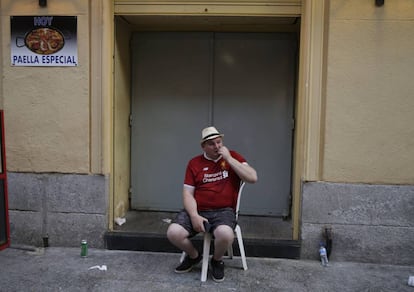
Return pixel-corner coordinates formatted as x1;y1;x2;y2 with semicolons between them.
173;207;236;238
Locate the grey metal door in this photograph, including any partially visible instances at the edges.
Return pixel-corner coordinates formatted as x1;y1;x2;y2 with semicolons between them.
213;33;296;216
130;33;212;211
131;32;296;216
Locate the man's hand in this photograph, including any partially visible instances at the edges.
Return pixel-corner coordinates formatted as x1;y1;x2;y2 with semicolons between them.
190;214;209;233
218;145;258;184
218;145;231;160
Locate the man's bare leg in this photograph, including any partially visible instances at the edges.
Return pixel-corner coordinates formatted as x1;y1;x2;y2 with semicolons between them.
167;223;199;258
212;225;234;260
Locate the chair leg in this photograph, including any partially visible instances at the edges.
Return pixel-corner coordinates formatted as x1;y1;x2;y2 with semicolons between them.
179;251;186;263
235;225;248;270
201;232;212;282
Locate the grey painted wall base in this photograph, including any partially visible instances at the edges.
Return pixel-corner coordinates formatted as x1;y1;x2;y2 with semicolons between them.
7;172;109;248
301;182;414;265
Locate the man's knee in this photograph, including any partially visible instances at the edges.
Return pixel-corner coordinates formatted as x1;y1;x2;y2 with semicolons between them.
167;223;188;241
213;225;234;242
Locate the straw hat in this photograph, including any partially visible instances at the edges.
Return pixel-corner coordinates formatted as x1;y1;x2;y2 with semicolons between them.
200;126;224;143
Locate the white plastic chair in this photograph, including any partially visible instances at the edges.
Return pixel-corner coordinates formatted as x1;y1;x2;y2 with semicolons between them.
180;182;248;282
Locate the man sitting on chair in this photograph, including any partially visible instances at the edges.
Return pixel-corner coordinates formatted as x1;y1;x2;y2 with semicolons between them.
167;126;258;282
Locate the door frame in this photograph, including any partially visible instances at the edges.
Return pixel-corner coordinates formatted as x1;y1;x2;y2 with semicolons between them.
93;0;329;240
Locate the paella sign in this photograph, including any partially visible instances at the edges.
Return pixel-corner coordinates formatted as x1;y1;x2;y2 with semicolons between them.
11;16;77;67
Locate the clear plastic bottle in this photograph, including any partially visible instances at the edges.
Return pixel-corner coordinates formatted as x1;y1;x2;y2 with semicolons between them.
319;243;329;267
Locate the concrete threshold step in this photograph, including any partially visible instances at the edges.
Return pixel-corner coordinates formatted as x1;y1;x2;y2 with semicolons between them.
104;231;301;259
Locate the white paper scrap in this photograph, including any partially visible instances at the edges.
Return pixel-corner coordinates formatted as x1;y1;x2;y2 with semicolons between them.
408;276;414;287
88;265;107;271
114;217;126;226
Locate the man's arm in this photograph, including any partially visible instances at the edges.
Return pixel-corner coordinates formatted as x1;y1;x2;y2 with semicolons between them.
219;146;258;184
183;186;207;232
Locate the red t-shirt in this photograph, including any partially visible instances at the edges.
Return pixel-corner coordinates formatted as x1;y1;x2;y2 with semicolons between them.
184;151;246;211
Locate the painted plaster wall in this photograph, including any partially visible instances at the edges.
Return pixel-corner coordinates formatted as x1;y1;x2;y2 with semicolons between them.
301;1;414;265
323;0;414;184
0;0;90;173
0;1;109;249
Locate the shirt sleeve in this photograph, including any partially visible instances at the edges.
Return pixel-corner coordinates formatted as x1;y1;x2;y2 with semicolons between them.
230;150;247;164
183;184;195;191
183;160;196;187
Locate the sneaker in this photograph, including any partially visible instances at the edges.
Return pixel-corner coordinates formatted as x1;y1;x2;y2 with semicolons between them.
174;254;202;273
211;258;225;282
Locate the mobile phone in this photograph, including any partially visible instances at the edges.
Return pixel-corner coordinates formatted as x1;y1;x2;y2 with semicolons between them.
203;221;211;233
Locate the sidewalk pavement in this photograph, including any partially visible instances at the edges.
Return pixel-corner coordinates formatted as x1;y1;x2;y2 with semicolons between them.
0;246;413;292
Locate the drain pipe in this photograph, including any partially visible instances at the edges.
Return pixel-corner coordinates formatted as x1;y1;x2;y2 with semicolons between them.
324;227;333;259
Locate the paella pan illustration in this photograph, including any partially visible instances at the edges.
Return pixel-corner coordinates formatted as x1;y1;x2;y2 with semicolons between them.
16;27;65;55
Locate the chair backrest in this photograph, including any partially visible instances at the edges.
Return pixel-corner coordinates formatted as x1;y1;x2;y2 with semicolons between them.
235;182;245;221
